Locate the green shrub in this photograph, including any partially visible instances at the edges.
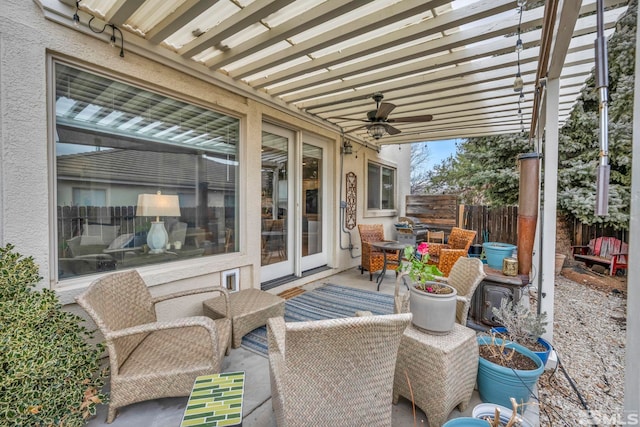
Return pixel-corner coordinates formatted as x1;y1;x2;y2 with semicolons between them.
0;244;107;426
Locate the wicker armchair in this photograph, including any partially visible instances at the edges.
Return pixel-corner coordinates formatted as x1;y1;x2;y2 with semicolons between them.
76;270;232;423
267;313;412;427
358;224;400;281
428;227;477;268
437;248;470;276
437;257;485;325
394;257;485;326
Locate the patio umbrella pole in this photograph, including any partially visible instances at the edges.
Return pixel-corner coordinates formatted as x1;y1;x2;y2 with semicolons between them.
595;0;610;216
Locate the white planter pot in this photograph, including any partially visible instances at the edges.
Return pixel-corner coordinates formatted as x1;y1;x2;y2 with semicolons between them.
409;281;457;334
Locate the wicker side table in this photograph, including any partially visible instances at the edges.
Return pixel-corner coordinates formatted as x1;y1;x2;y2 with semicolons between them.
203;288;285;348
393;323;478;427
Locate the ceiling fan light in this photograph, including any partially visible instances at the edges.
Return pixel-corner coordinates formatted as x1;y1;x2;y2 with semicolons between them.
367;124;386;140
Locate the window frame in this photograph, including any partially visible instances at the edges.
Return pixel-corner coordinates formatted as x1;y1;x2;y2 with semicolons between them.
48;57;245;286
364;156;398;218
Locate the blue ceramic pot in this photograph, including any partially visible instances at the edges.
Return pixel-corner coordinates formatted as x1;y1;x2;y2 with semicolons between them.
490;327;553;366
477;336;544;408
483;242;516;269
442;418;489;426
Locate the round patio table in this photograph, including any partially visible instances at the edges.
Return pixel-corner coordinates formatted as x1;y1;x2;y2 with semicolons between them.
371;241;410;291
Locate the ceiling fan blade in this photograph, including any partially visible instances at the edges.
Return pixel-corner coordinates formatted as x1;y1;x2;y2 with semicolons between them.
383;124;402;135
375;102;396;120
388;114;433;123
326;116;369;122
344;125;370;134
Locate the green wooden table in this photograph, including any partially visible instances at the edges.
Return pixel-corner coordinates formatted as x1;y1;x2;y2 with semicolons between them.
180;371;245;427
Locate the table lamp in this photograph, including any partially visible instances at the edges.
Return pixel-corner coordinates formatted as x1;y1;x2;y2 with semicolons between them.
137;191;181;253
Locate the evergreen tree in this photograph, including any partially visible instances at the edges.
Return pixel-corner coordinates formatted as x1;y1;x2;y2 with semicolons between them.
425;133;532;206
558;0;635;229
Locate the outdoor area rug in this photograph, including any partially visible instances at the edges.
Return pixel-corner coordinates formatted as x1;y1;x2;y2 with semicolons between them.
241;283;394;357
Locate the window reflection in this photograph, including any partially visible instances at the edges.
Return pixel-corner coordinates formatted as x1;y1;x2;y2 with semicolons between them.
55;63;239;280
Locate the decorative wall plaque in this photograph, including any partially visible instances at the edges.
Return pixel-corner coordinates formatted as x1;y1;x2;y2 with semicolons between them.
345;172;357;230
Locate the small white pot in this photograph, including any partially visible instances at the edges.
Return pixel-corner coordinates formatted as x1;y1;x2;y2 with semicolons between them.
409;281;457;334
472;403;535;427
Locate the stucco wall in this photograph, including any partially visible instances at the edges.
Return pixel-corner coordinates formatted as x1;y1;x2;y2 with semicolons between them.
0;0;411;317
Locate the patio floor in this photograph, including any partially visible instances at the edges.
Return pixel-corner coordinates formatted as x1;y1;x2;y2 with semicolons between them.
85;267;537;426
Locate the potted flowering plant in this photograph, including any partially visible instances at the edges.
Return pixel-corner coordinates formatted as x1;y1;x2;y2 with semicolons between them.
400;242;457;334
401;242;445;290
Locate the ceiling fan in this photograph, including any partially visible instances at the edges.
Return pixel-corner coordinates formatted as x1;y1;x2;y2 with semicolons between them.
333;92;433;140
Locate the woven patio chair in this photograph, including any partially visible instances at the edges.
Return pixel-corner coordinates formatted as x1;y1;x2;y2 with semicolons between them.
394;257;485;326
436;256;485;325
427;227;477;266
436;248;470;277
393;273;411;315
358;223;400;281
76;270;232;423
427;230;445;244
267;313;412;427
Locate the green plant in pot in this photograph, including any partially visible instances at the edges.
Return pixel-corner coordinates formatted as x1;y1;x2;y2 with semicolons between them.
400;243;456;334
0;244;107;426
491;299;552;366
476;334;544;409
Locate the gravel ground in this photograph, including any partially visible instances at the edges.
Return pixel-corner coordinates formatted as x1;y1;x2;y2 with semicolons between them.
535;275;627;426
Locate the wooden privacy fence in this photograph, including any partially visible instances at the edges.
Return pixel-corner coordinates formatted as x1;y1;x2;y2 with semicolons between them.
460;205;518;245
404;195;628;247
570;218;628;246
405;195;518;245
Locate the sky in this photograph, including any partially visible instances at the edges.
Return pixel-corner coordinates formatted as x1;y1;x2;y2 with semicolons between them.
423;138;461;170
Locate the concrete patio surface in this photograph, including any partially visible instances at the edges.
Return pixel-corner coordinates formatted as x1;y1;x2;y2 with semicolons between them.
85;267;538;426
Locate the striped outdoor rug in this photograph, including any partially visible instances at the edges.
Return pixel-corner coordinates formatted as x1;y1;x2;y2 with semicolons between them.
241;283;395;357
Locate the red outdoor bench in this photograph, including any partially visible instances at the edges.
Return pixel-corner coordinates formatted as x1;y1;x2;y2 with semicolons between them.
572;236;628;276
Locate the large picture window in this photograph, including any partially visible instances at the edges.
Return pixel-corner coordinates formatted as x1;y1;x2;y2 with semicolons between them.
367;161;395;210
54;62;240;280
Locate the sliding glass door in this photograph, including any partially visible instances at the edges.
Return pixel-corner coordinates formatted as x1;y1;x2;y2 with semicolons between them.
260;125;328;283
261;125;294;282
301;135;328;272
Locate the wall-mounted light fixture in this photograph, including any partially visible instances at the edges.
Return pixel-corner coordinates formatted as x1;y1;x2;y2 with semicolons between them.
72;0;125;57
342;139;353;155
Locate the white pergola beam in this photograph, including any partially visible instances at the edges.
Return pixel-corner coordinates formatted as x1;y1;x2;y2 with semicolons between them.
147;0;221;44
179;0;297;58
105;0;145;26
251;0;516;89
231;0;451;80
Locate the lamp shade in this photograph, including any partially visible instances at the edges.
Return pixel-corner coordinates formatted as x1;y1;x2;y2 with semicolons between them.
137;192;181;217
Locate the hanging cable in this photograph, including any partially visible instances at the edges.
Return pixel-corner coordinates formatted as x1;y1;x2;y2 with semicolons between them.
515;2;526;132
72;1;125;57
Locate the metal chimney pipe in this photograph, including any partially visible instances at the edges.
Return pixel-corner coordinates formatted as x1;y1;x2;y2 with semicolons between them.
517;153;541;283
